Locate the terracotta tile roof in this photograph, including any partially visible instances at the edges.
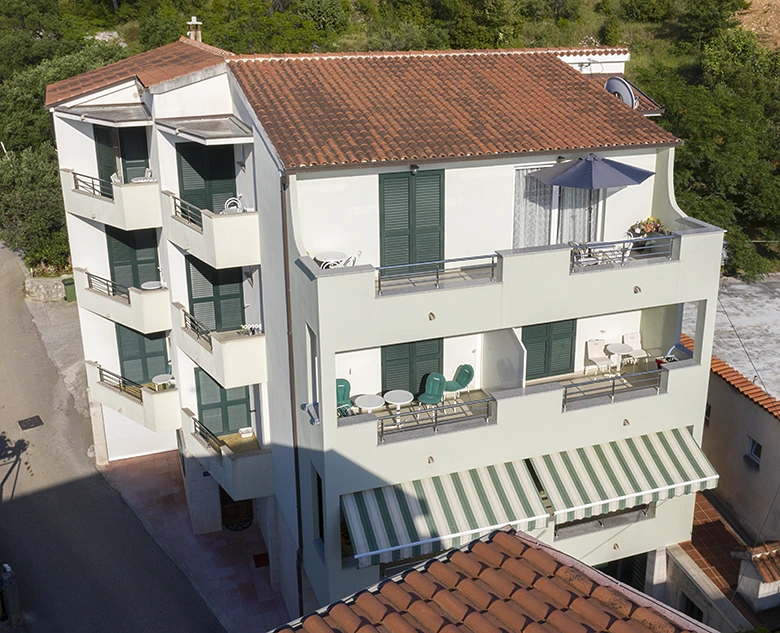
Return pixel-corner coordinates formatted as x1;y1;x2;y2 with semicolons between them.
277;529;714;633
584;74;664;115
742;542;780;583
679;334;780;421
45;37;232;107
228;48;681;169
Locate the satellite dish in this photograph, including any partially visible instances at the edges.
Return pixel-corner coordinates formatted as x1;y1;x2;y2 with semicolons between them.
605;76;639;109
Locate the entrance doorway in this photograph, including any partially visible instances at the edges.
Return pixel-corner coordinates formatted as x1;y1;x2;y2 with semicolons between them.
220;487;253;531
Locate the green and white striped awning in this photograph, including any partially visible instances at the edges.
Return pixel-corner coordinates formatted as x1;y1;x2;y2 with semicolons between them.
530;427;718;525
341;460;549;568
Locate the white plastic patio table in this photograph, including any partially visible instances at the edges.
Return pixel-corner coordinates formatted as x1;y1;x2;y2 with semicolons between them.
152;373;174;391
605;343;633;374
314;251;346;268
354;394;385;412
383;389;414;425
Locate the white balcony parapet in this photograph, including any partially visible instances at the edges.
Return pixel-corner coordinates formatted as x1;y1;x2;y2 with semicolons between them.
162;191;261;269
60;168;163;230
173;302;267;389
181;408;273;501
74;268;172;334
86;361;179;433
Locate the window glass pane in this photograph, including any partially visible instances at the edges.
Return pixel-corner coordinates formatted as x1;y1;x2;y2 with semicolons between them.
514;169;553;248
559;188;598;243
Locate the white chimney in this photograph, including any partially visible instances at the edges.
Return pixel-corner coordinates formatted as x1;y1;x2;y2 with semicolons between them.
187;16;202;42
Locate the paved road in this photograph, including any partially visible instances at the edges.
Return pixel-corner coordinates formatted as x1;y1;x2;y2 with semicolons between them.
0;245;225;633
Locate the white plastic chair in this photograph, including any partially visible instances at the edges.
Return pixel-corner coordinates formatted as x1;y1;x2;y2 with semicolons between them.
341;250;362;267
623;332;650;366
586;339;614;376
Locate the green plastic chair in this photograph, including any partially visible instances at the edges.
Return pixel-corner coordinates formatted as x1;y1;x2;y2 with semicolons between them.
445;364;474;399
417;372;446;408
336;378;352;417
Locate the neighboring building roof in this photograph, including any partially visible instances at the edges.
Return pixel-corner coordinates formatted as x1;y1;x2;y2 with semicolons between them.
277;529;715;633
680;334;780;422
740;542;780;583
45;37;232;107
228;49;681;169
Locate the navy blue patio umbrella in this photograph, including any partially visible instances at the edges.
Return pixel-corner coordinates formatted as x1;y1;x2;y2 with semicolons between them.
531;153;654;189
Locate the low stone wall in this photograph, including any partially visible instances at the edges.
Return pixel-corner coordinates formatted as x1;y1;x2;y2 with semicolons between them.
24;275;70;302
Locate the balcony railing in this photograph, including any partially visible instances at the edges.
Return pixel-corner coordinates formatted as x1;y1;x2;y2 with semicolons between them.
73;172;113;200
570;235;677;272
562;369;663;411
169;193;205;230
193;416;224;453
98;366;142;401
375;253;498;295
86;272;130;303
377;395;495;441
182;309;213;348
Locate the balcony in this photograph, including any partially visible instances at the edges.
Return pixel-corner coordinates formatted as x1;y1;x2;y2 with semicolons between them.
173;303;267;389
569;234;677;273
162;192;261;269
182;409;273;501
74;268;171;334
60;169;163;230
85;361;179;433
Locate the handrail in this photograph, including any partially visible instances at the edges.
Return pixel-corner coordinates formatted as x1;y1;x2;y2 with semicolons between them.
168;192;206;230
193;416;224;453
562;369;663;411
86;272;130;303
377;396;494;441
73;172;114;200
375;253;497;295
570;234;677;272
182;309;213;348
98;366;143;401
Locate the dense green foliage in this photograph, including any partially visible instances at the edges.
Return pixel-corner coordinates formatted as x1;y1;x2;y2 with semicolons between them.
0;0;778;278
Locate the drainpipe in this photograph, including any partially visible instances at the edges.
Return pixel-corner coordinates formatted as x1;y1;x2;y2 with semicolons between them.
280;173;305;617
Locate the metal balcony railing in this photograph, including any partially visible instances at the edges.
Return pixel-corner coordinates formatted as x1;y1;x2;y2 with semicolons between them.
377;396;494;441
375;253;498;295
98;366;143;401
73;172;114;200
193;416;224;453
86;272;130;303
570;235;677;272
562;369;663;411
168;193;205;230
182;309;212;348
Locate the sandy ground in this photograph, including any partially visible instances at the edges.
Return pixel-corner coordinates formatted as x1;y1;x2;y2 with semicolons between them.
739;0;780;47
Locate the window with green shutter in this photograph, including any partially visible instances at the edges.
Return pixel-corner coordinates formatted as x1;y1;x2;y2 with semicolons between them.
195;368;251;436
118;127;149;182
382;338;443;395
94;125;118;197
186;257;244;332
106;227;159;289
522;320;576;381
380;171;444;275
116;324;168;384
176;142;236;212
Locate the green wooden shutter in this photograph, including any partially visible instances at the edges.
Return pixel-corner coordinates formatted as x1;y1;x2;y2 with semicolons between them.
94;125;117;196
522;324;549;381
187;259;244;332
177;143;209;210
413;338;443;394
548;320;576;376
382;343;413;393
196;369;250;436
119;127;149;182
413;172;444;269
215;268;244;332
206;145;237;213
116;324;168;384
107;227;159;288
380;174;412;276
187;258;217;329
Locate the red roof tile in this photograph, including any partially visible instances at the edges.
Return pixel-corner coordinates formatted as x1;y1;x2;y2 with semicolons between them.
228;48;680;169
680;334;780;421
742;542;780;583
45;37;232;107
277;530;715;633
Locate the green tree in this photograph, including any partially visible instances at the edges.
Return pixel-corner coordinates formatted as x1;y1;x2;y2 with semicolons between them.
619;0;672;23
0;143;70;271
139;1;184;49
295;0;348;32
601;14;621;45
679;0;748;48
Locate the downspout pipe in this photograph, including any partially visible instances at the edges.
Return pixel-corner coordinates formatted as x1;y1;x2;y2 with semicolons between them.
280;173;305;617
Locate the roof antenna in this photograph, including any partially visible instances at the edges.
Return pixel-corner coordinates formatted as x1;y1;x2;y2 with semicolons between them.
187;16;202;42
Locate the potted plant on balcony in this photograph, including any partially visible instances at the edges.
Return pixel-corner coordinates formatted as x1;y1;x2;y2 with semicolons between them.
628;217;671;256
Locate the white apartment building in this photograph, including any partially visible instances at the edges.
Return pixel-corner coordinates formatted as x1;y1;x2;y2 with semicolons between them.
47;35;724;617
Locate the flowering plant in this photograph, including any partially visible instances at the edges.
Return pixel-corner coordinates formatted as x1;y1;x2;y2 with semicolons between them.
628;217;670;236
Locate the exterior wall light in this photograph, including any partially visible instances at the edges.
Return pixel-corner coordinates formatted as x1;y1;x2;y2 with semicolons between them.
410;164;419;175
634;286;642;294
428;312;435;321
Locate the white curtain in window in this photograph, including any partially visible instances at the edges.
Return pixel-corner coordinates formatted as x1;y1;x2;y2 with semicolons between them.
514;169;554;248
559;188;599;244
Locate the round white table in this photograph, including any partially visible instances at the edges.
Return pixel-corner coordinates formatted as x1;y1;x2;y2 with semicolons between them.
314;251;346;269
354;394;385;413
140;281;163;290
384;389;414;426
605;343;633;373
152;373;174;391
